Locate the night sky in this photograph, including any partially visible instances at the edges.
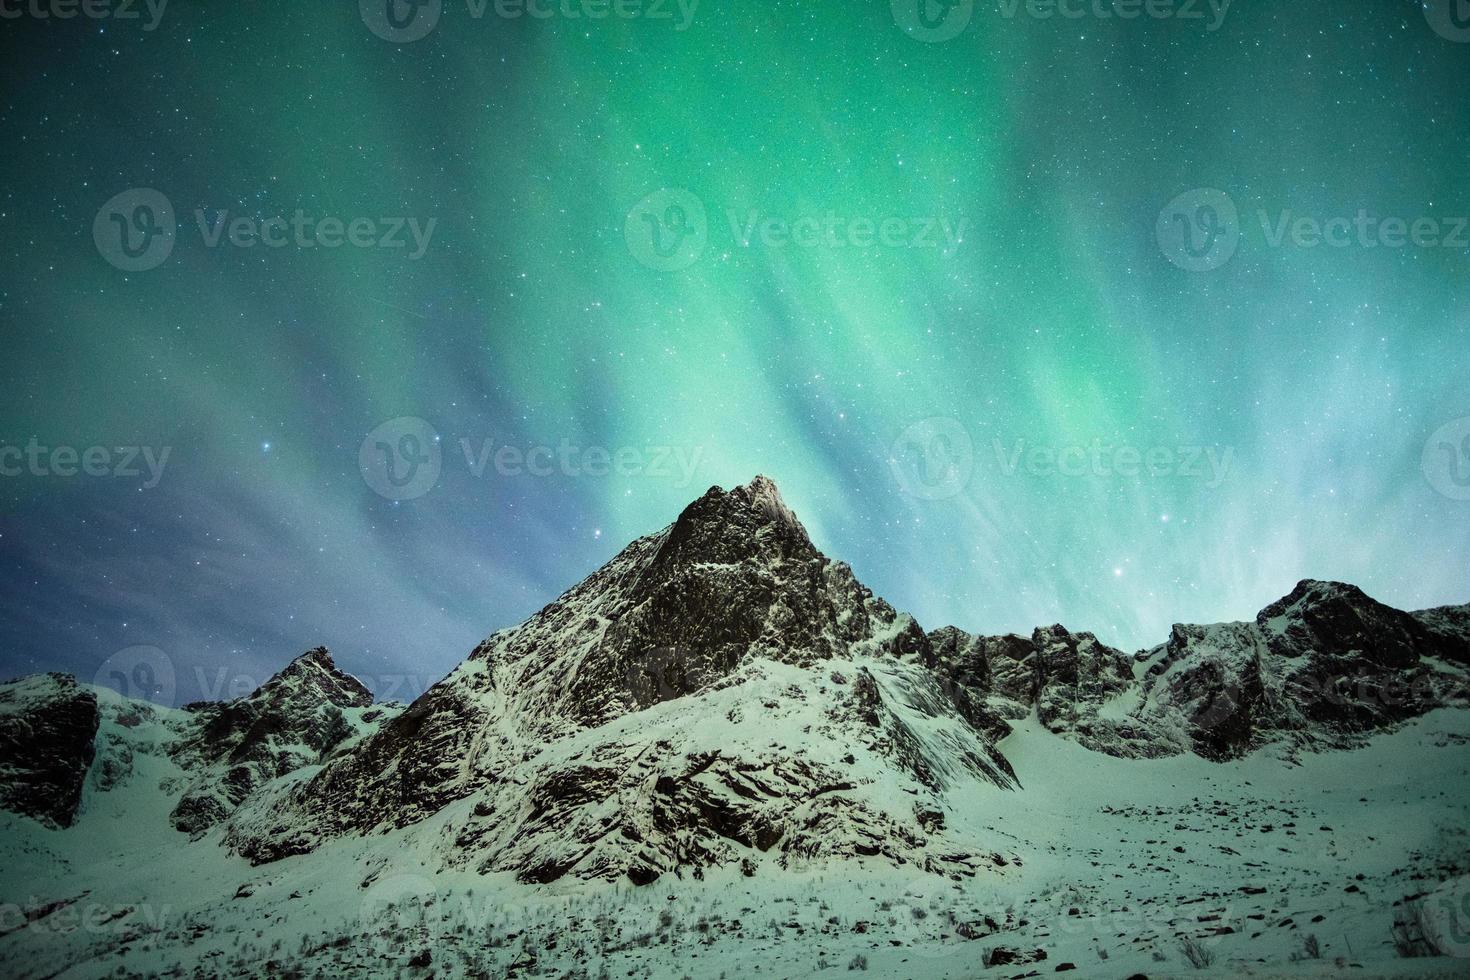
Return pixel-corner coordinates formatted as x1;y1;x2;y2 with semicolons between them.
1;1;1467;704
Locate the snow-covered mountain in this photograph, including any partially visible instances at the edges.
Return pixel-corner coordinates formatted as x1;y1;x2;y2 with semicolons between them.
227;475;1018;883
1;477;1468;978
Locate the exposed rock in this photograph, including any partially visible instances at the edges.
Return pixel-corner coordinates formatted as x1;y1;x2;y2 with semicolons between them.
167;648;377;835
1127;581;1470;760
0;673;100;827
226;478;1015;880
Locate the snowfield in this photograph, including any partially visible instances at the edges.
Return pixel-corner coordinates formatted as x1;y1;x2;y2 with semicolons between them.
2;701;1467;979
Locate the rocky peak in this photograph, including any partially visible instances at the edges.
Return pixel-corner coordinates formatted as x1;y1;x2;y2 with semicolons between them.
1256;579;1424;670
168;648;373;835
253;647;373;711
653;476;814;573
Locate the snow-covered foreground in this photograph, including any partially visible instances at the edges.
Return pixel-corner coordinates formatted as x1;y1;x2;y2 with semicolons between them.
3;706;1467;979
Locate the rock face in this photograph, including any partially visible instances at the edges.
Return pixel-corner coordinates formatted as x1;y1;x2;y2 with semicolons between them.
929;581;1470;763
0;673;100;828
226;477;1017;881
168;648;376;834
927;625;1136;748
1127;580;1470;760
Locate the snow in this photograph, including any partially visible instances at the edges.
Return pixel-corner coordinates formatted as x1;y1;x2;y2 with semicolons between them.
3;693;1467;979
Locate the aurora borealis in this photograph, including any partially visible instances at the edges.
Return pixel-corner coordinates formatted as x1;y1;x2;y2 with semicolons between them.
1;0;1466;702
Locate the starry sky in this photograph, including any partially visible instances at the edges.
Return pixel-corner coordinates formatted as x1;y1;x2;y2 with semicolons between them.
1;0;1467;704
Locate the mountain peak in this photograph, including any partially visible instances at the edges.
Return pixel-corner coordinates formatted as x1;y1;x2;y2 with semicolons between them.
257;647;372;709
1256;579;1373;626
658;476;813;569
730;473;803;529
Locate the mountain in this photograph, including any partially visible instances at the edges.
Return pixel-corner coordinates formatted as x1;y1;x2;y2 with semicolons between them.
1;477;1468;979
928;578;1470;764
167;647;383;834
225;476;1019;883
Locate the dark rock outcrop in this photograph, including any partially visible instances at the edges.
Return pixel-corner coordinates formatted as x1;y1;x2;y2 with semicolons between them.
1133;580;1470;759
929;581;1470;762
0;673;100;827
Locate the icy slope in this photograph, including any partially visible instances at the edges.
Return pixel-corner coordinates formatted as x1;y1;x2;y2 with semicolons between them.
3;708;1466;979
